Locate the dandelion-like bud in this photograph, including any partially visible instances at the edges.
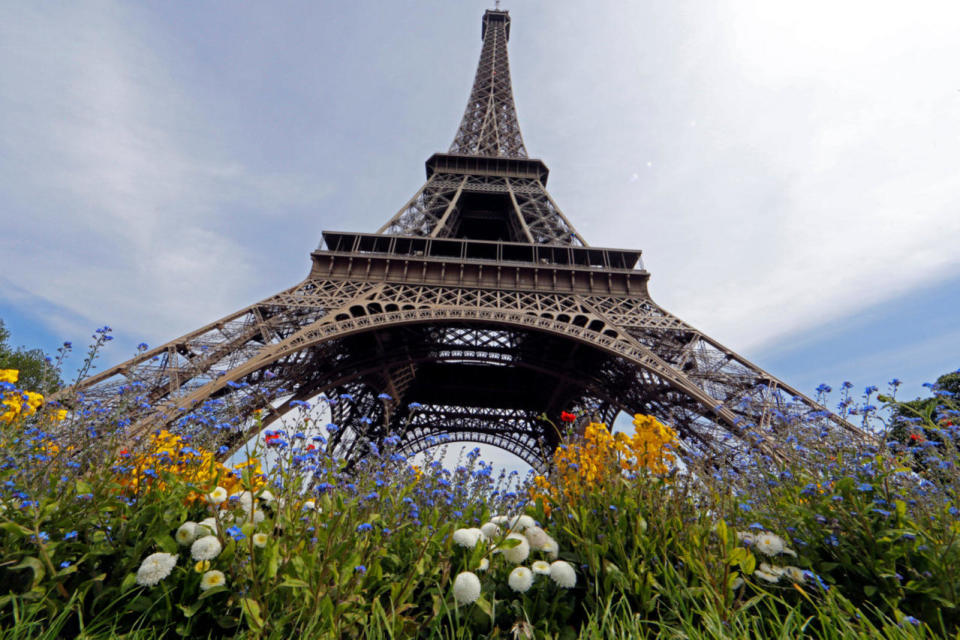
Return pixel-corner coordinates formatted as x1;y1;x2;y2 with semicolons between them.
175;522;198;546
540;536;559;560
480;522;501;540
190;535;223;561
135;552;177;587
452;571;482;605
200;569;226;591
501;533;530;564
508;566;534;592
549;560;576;588
477;558;490;572
452;528;484;548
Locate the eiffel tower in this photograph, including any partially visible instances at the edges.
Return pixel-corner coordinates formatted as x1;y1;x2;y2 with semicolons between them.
69;9;860;469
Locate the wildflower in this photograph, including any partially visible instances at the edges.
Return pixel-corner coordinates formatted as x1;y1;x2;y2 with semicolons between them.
136;552;178;587
194;560;210;573
508;566;534;592
253;533;268;548
235;490;255;512
532;560;551;575
355;565;367;574
549;560;576;588
501;533;530;564
258;490;276;505
63;530;78;541
302;500;317;511
250;509;266;524
452;527;483;548
207;487;228;505
191;535;223;561
477;558;490;571
200;569;226;591
0;369;18;383
753;532;786;556
560;411;576;423
452;571;481;605
480;522;501;540
490;515;510;526
357;523;373;533
176;522;198;546
226;525;245;541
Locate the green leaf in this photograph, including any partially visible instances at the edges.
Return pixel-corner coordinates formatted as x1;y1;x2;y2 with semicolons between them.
13;557;45;587
121;572;139;593
240;597;264;631
280;577;310;588
474;595;493;620
864;585;877;597
741;552;756;574
153;533;177;554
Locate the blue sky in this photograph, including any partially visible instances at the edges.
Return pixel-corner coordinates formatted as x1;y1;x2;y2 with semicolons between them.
1;0;958;431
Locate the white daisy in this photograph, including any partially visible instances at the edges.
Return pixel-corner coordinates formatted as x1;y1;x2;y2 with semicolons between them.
258;490;276;505
452;528;483;548
549;560;576;588
759;562;785;577
200;569;226;591
452;571;481;605
531;560;551;575
206;486;228;505
501;533;530;564
191;535;223;561
754;568;780;583
253;533;269;548
250;509;266;524
508;566;534;592
175;522;198;546
302;500;316;511
136;552;177;587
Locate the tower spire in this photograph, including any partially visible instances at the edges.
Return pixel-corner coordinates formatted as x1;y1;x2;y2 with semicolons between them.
448;10;528;158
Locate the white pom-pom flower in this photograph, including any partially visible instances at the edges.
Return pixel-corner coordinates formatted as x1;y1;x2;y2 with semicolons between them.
175;522;198;546
549;560;577;588
258;490;276;505
197;517;217;536
136;552;177;587
253;533;269;548
190;535;223;561
523;526;550;549
452;528;484;548
510;515;535;531
508;566;534;593
477;558;490;572
452;571;482;605
501;533;530;564
200;569;226;591
531;560;551;575
540;536;559;559
490;515;510;526
480;522;501;540
234;490;255;513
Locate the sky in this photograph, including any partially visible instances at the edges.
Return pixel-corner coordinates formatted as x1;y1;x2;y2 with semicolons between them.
1;1;958;468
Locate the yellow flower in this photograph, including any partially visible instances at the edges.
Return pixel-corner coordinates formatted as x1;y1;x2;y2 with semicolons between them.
194;560;211;573
0;369;18;383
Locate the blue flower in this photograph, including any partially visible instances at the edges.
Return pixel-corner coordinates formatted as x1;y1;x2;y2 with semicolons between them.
356;523;373;533
63;531;78;541
900;616;920;627
355;565;366;574
60;561;71;569
856;483;874;492
377;393;392;401
226;525;246;541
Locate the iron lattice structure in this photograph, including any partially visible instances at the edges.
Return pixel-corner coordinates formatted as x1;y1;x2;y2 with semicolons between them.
67;10;862;470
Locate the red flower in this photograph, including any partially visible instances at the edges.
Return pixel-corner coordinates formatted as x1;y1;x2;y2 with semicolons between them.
560;411;576;423
909;433;925;443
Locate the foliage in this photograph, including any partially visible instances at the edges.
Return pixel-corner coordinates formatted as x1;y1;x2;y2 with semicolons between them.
0;320;60;394
2;344;960;637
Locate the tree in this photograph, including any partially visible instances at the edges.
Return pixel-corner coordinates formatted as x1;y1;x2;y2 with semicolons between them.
0;319;61;393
